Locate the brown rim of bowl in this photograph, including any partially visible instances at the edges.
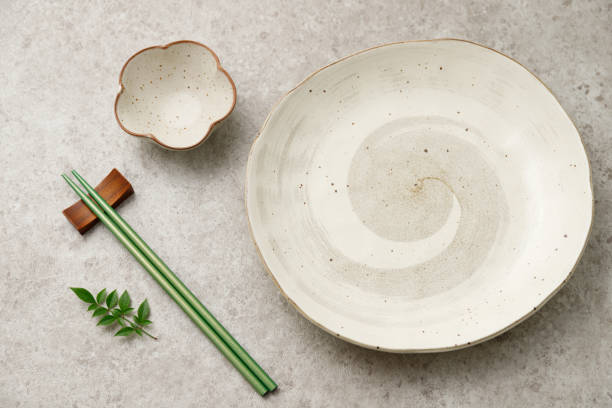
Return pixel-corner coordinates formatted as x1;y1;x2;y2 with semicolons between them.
114;40;237;151
244;38;594;353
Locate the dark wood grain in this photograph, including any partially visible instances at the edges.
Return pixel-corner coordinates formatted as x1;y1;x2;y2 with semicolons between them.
62;168;134;234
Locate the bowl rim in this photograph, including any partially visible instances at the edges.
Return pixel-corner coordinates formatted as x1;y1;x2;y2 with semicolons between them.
244;38;594;353
114;40;237;151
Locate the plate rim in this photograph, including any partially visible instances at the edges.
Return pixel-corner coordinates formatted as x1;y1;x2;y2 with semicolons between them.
244;38;594;353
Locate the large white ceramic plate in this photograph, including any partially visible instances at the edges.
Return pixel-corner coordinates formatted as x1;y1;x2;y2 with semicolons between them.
246;39;592;352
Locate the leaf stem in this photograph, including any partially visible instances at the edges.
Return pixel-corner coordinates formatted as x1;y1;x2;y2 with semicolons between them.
119;315;158;340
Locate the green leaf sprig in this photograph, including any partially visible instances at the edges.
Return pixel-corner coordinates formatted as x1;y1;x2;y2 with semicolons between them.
71;287;156;340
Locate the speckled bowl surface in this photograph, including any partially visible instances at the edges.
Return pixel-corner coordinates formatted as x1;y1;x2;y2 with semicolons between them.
246;39;593;352
115;41;236;150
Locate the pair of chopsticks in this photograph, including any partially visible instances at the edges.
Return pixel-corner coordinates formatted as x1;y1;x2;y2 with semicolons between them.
62;170;277;396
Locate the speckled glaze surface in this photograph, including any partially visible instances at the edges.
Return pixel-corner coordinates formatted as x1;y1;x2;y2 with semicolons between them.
246;39;593;352
115;41;236;150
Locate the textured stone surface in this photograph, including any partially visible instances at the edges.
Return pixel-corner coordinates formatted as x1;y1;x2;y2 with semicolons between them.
0;1;610;406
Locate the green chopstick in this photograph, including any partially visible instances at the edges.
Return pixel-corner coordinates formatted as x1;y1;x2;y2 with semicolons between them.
70;170;277;392
62;173;270;396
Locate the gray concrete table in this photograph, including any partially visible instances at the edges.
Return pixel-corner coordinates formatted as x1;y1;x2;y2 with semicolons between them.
1;1;610;406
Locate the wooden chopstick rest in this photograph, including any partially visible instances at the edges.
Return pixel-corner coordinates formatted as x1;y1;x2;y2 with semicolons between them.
62;168;133;234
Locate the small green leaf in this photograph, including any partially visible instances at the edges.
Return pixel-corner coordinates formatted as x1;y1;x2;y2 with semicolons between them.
106;290;118;309
96;288;107;304
70;287;96;304
115;327;135;337
71;287;155;340
118;290;131;311
92;307;108;317
97;315;117;326
137;299;150;321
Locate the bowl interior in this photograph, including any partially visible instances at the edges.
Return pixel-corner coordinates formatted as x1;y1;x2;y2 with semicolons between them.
246;40;592;351
116;42;235;149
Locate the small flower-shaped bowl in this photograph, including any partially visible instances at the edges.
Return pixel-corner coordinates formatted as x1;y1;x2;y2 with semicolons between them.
115;40;236;150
